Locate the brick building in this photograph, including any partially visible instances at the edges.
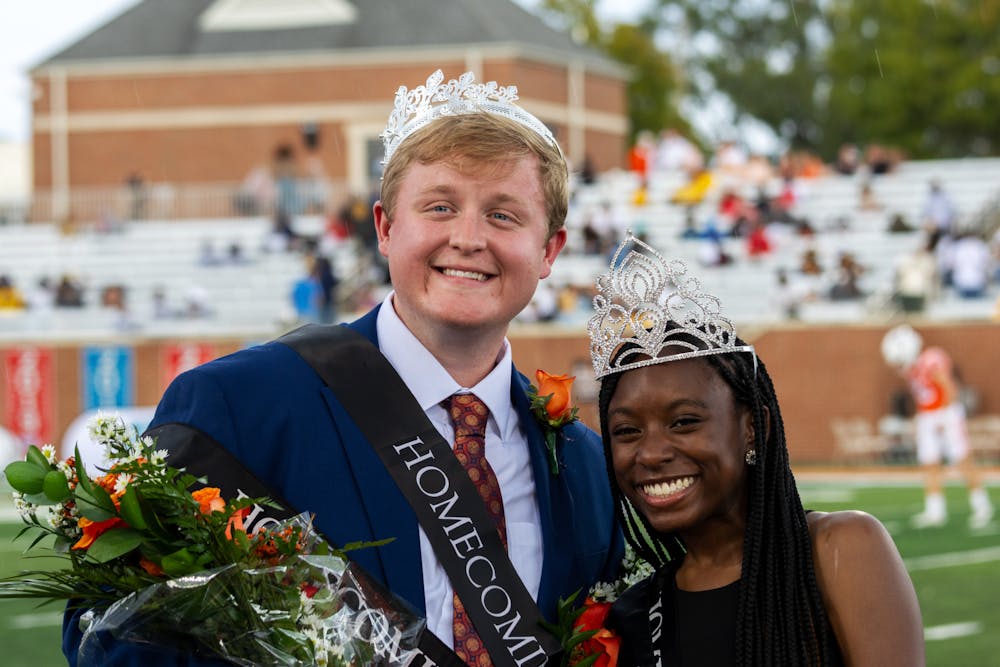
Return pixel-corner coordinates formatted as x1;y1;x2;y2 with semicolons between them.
29;0;627;220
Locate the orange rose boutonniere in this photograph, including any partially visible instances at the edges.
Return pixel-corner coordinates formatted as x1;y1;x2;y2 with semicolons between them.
528;369;580;475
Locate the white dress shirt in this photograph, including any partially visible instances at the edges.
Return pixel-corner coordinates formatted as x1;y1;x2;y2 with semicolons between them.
375;293;543;645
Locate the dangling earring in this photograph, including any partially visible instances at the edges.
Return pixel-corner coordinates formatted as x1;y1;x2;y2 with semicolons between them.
745;449;757;466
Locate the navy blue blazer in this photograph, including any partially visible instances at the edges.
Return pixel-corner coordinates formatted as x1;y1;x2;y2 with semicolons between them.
63;306;623;665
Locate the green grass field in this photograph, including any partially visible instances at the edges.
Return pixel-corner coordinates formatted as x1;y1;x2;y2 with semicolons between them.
1;478;998;666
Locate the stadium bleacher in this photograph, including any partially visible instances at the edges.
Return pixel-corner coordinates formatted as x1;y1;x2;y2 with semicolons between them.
0;157;997;341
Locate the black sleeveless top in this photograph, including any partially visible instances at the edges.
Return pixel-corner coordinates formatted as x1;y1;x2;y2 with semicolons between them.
606;568;844;666
606;570;738;666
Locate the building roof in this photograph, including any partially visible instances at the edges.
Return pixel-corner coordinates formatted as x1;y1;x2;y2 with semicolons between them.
34;0;616;72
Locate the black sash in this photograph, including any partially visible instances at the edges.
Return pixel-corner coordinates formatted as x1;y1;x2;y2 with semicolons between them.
278;324;561;667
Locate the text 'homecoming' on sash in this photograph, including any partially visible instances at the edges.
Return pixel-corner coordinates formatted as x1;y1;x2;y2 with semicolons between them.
393;433;551;667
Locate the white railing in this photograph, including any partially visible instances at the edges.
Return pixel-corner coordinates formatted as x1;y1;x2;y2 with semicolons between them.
21;179;355;225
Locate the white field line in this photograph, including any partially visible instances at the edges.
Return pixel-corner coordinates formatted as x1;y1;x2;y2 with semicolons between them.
6;610;63;630
905;545;1000;571
924;621;982;641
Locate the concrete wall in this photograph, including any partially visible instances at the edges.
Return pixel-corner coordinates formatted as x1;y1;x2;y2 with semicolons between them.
3;321;996;464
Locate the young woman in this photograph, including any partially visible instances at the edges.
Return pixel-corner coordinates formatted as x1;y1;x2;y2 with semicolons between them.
589;233;924;666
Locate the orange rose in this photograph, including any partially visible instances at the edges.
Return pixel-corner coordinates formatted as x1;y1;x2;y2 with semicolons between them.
226;506;250;541
573;598;620;667
192;487;226;515
72;516;126;550
139;557;164;577
535;370;575;423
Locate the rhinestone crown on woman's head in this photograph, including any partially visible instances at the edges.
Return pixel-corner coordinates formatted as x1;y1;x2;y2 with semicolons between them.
588;232;756;379
379;69;559;166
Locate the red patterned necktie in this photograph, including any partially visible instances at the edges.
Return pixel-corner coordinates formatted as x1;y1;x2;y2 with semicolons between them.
443;393;506;667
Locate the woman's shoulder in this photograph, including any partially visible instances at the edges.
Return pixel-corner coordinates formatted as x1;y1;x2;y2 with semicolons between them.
806;510;900;573
807;509;890;543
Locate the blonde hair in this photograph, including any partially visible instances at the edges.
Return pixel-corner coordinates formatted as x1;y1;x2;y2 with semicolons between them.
379;113;568;239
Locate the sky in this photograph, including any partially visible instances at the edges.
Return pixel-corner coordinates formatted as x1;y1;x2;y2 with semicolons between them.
0;0;651;144
0;0;139;142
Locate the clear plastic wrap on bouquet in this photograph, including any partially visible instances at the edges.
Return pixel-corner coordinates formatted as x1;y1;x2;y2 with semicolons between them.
77;553;427;666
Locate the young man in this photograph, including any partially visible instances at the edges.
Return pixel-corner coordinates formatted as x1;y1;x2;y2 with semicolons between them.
63;70;622;666
881;324;994;529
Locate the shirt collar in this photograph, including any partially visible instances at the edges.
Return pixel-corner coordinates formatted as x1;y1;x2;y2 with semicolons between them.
375;292;518;441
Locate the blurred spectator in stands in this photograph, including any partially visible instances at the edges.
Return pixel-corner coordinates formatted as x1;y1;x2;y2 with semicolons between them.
234;164;275;215
834;143;861;176
264;209;301;253
54;274;85;307
182;285;213;319
0;274;26;310
589;200;623;251
272;143;301;215
519;281;559;324
125;171;148;221
151;286;179;319
893;235;939;313
669;168;713;207
696;229;733;268
887;212;915;234
921;179;957;235
743;154;774;189
578;154;598;186
226;241;250;265
718;187;755;235
779;149;825;181
290;254;322;323
101;284;139;332
828;251;866;301
628;130;655;181
799;248;824;276
631;178;649;207
858;180;884;212
322;205;354;254
864;143;900;175
654;128;702;174
771;267;809;319
992;227;1000;284
712;139;748;175
198;239;223;266
745;219;772;259
25;276;55;313
300;123;329;214
950;231;991;299
313;254;340;324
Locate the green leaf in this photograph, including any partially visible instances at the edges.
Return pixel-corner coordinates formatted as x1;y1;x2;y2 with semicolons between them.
42;470;71;503
74;484;117;522
25;445;52;469
160;548;198;577
117;487;148;531
86;528;143;563
73;446;96;495
4;461;47;494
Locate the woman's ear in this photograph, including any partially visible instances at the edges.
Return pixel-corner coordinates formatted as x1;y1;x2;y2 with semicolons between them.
742;405;771;448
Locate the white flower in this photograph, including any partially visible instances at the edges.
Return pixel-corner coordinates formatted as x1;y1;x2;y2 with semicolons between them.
41;444;57;463
114;473;133;495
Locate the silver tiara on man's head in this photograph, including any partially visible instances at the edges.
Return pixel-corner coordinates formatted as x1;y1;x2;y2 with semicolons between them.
379;69;559;166
588;232;756;379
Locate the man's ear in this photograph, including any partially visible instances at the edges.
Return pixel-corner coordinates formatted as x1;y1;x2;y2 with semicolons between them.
373;200;391;258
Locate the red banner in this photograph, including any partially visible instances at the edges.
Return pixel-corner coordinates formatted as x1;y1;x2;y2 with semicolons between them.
4;347;55;445
161;343;216;390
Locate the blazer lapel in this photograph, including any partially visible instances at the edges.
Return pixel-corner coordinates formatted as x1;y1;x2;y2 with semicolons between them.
314;308;426;612
511;369;575;619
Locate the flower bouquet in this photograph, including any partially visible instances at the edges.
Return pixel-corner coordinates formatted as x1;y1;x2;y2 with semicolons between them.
1;414;424;666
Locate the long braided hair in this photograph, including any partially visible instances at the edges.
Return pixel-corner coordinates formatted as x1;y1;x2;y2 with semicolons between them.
597;336;840;666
